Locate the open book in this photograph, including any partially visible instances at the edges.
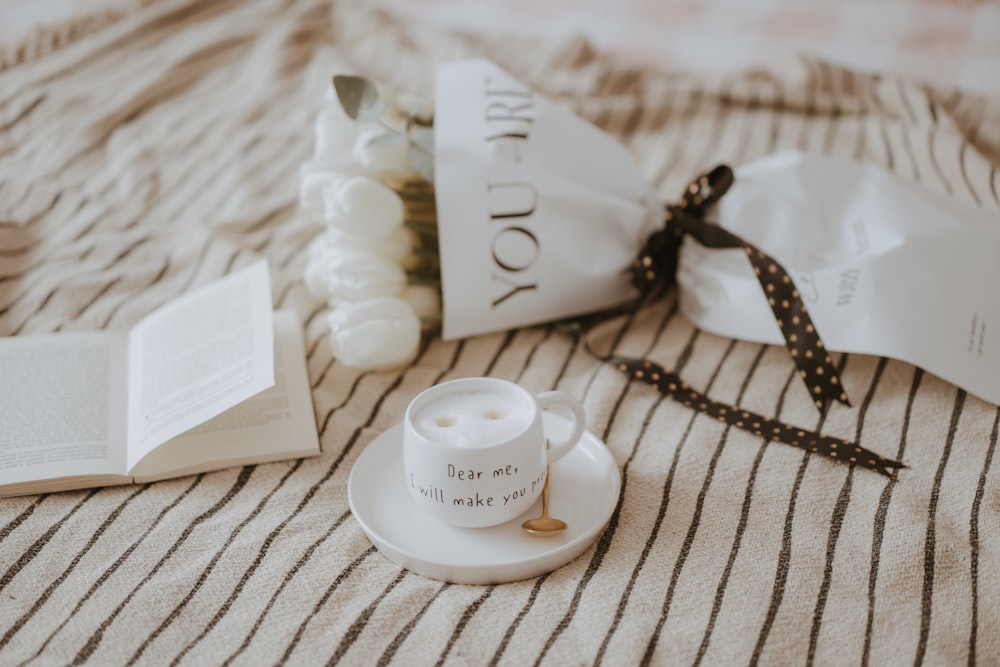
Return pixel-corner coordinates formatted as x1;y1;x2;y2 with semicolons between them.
0;261;320;497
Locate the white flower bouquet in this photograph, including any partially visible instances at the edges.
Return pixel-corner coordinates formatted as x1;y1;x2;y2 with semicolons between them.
299;61;660;370
299;75;441;369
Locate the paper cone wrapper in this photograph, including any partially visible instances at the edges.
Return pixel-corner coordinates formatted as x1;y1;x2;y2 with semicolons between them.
433;59;660;340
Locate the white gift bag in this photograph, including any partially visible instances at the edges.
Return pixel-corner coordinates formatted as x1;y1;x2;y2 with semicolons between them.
677;150;1000;405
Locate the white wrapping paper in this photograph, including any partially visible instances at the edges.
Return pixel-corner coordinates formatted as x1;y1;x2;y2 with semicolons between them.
433;59;660;339
432;61;998;405
678;150;1000;405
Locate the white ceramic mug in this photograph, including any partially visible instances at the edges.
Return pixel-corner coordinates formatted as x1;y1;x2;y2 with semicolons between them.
402;377;586;528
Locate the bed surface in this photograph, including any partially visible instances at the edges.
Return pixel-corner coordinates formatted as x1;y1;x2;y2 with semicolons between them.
1;1;998;664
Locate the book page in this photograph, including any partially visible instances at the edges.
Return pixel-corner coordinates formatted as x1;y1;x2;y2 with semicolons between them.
126;260;275;469
130;310;320;481
0;331;129;486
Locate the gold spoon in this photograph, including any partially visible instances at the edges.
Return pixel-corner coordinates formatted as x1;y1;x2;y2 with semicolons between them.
521;464;567;536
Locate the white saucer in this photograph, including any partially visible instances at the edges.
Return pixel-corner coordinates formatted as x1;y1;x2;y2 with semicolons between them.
347;413;621;585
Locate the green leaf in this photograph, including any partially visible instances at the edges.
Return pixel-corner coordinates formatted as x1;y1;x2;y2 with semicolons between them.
408;127;435;181
365;131;405;147
332;74;385;123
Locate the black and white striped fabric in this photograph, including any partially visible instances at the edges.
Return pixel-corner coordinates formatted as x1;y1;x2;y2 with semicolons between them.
1;0;998;664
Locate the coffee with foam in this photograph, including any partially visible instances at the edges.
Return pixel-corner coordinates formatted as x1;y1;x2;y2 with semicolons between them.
413;390;532;448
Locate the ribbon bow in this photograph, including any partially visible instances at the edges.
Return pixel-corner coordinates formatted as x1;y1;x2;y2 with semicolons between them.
601;165;904;478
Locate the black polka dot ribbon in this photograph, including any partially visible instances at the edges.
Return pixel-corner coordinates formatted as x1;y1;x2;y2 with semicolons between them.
632;165;848;415
596;164;904;478
609;356;904;478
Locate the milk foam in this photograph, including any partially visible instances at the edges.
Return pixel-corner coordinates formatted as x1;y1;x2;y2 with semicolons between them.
413;390;532;448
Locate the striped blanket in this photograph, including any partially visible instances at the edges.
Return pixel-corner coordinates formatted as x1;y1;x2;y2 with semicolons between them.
1;0;998;664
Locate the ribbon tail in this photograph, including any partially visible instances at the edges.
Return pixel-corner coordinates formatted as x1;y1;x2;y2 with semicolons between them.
608;355;905;479
613;163;902;478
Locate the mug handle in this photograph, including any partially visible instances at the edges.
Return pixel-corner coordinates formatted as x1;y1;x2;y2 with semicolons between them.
535;390;586;464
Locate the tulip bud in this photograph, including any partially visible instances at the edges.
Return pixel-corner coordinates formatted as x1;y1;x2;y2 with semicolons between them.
324;176;405;239
353;127;420;184
303;250;406;302
314;104;361;161
307;226;417;267
327;297;421;369
298;161;362;221
400;284;441;322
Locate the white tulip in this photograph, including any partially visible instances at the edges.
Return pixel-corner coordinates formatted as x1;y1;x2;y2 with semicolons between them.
313;104;361;161
400;284;441;322
323;176;405;239
298;160;363;221
303;250;406;302
353;127;420;184
307;226;417;266
327;297;421;369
